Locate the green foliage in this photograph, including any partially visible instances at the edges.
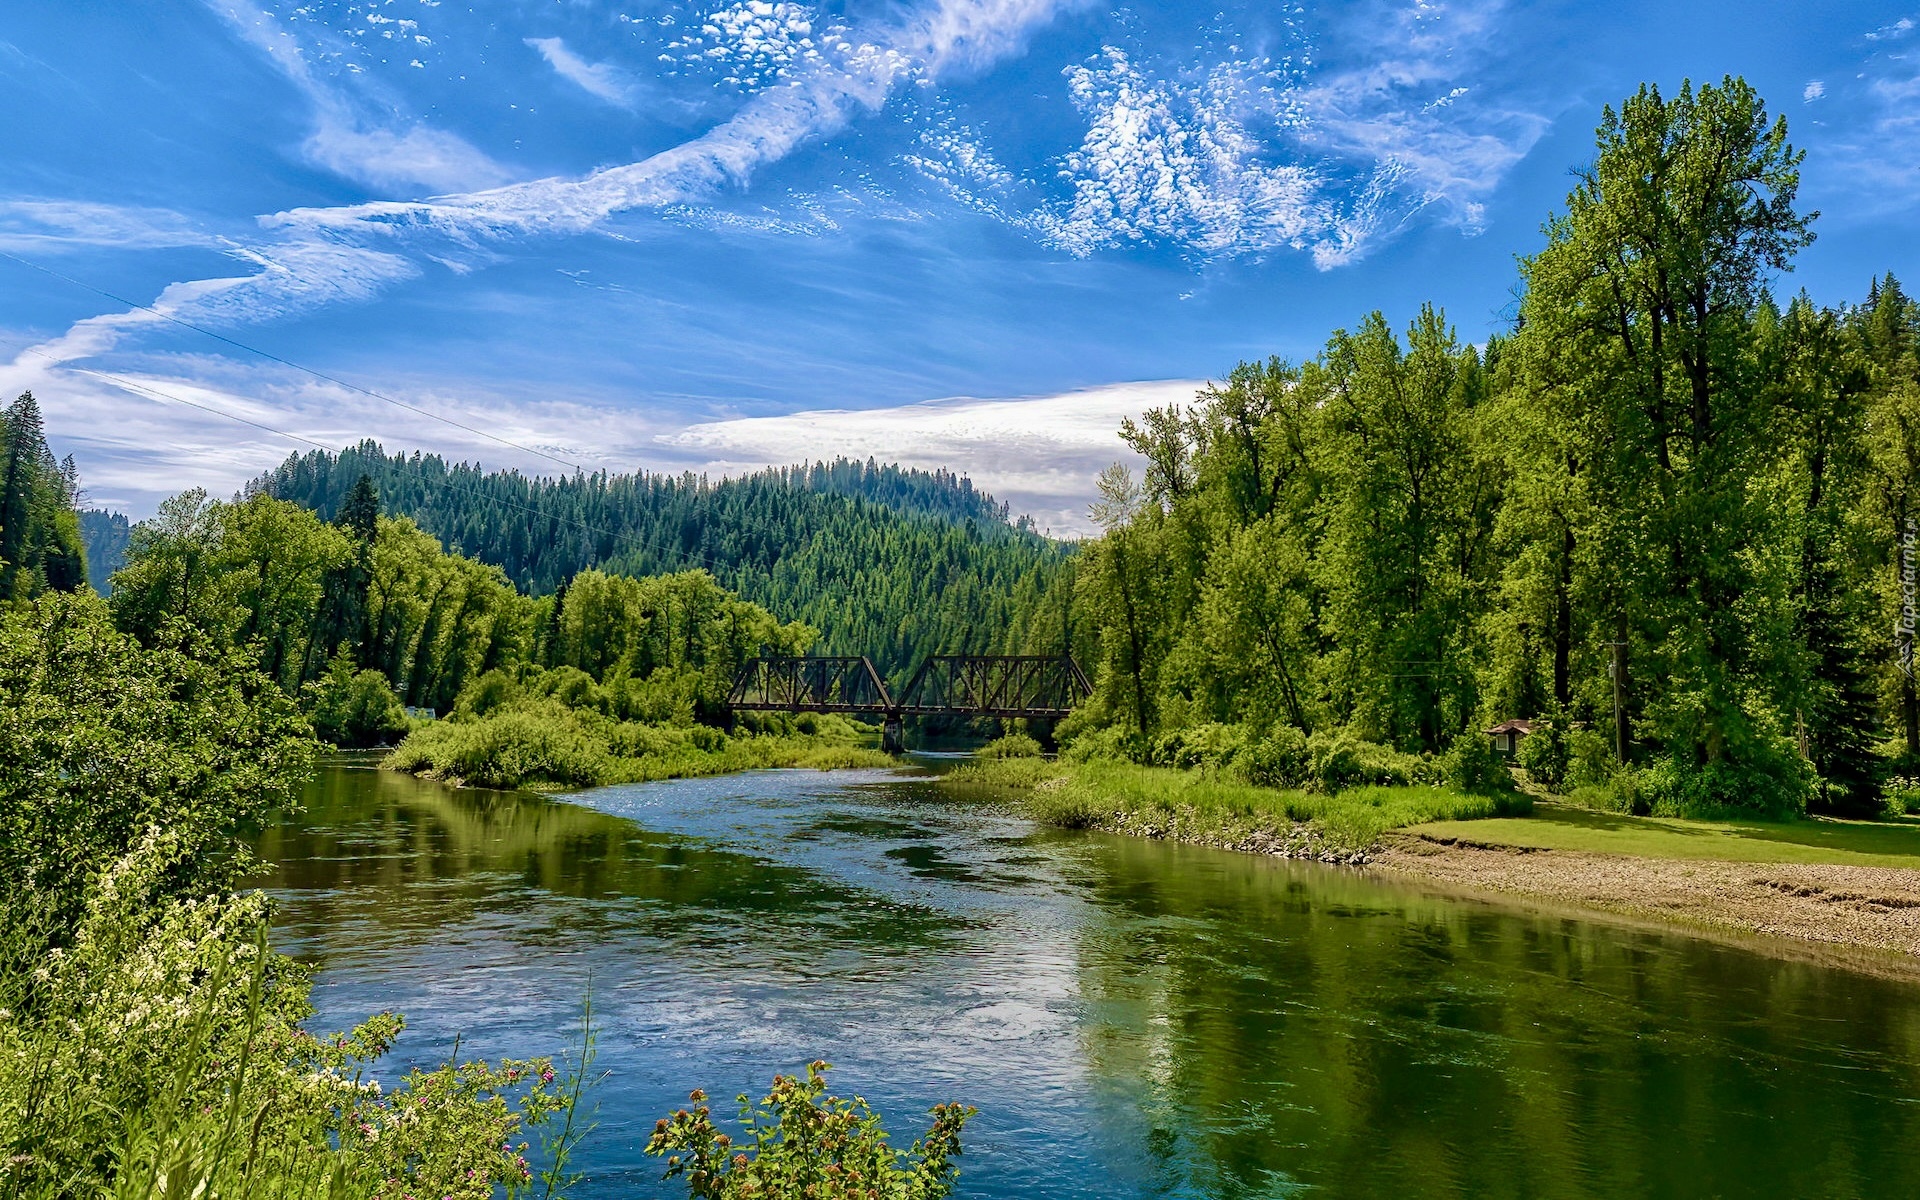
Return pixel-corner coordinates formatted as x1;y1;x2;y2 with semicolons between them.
977;733;1042;759
645;1061;974;1200
0;593;315;960
1885;775;1920;816
0;392;86;600
1305;730;1437;793
0;589;584;1199
386;697;888;789
308;651;411;748
256;444;1074;682
1444;731;1516;795
950;759;1530;853
1059;78;1915;821
1515;714;1573;792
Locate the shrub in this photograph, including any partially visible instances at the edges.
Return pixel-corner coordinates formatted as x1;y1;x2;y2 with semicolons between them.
1058;724;1146;765
1566;728;1618;789
647;1061;974;1200
455;668;522;718
1515;712;1572;792
1306;730;1435;793
1159;722;1248;772
1235;725;1311;789
978;733;1043;759
308;651;409;748
534;665;609;714
1887;775;1920;817
1631;745;1812;820
1444;731;1515;795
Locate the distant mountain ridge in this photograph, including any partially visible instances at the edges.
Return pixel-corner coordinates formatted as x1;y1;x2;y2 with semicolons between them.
244;441;1073;677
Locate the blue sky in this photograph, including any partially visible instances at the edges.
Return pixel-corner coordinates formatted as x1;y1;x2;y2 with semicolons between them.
3;1;1918;532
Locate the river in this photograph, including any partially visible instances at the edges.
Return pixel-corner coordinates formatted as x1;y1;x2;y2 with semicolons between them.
256;759;1920;1198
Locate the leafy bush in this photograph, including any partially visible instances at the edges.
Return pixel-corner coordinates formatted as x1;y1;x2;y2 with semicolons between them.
1058;724;1147;765
1;836;581;1199
387;699;889;789
1630;744;1813;819
1155;722;1249;772
1514;713;1572;792
1886;775;1920;817
0;592;588;1198
977;733;1043;759
646;1061;974;1200
1306;730;1436;793
949;759;1529;852
1566;727;1618;789
1235;725;1311;789
0;593;314;967
1444;731;1515;795
308;651;409;748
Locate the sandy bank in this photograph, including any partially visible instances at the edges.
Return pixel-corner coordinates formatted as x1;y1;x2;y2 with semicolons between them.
1374;832;1920;973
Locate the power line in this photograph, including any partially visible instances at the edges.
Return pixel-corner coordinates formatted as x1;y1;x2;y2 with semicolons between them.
2;337;744;579
0;249;584;472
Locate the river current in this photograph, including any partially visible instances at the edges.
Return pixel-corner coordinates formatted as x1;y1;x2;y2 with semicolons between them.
257;759;1920;1198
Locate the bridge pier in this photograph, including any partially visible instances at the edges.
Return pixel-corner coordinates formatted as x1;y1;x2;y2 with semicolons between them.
882;713;905;755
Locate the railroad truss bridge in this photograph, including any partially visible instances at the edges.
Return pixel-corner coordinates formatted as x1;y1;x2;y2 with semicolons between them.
727;654;1093;753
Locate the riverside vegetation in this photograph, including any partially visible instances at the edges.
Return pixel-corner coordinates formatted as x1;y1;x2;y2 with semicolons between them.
0;473;969;1192
75;77;1920;842
1013;77;1920;844
17;69;1920;1195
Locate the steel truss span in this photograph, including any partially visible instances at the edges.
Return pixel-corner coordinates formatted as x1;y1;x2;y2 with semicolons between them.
727;654;1092;719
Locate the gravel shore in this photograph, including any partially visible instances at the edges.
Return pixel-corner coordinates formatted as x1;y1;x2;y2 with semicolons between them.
1374;831;1920;974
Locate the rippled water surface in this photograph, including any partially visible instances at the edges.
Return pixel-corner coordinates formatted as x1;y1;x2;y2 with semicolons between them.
258;760;1920;1198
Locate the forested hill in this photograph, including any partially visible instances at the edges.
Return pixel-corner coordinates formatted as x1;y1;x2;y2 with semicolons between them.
250;440;1075;677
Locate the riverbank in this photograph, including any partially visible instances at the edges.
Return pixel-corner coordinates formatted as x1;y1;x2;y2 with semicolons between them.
949;758;1920;967
1374;804;1920;968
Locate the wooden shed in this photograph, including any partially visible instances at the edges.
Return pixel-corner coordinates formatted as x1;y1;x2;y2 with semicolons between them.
1485;718;1536;759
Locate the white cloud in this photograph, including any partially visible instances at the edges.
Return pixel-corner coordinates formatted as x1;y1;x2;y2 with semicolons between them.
8;338;1174;536
16;0;1069;413
5;351;665;517
1032;48;1328;260
1804;80;1826;102
658;380;1188;535
1868;16;1916;40
207;0;510;193
526;36;638;106
275;0;1067;247
0;201;220;253
908;0;1544;267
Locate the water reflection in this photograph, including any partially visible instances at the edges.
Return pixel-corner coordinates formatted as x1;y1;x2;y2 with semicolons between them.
257;762;1920;1198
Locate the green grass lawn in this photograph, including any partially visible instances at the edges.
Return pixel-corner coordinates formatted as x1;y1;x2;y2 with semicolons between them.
1409;803;1920;869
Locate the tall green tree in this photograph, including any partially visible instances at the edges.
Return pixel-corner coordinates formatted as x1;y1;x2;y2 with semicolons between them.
0;391;86;599
1511;76;1815;807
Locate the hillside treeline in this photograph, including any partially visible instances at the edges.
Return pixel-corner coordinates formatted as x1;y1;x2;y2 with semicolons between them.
0;391;85;599
1060;79;1914;818
252;446;1072;679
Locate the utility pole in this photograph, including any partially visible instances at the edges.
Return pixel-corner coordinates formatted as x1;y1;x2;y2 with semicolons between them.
1604;640;1628;764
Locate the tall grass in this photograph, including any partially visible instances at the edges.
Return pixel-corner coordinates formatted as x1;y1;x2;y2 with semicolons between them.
949;759;1529;853
384;699;892;789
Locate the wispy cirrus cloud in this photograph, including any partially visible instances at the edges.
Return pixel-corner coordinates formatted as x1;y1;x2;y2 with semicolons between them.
526;36;639;106
19;0;1070;375
206;0;510;193
0;201;222;253
909;0;1545;267
1808;12;1920;213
